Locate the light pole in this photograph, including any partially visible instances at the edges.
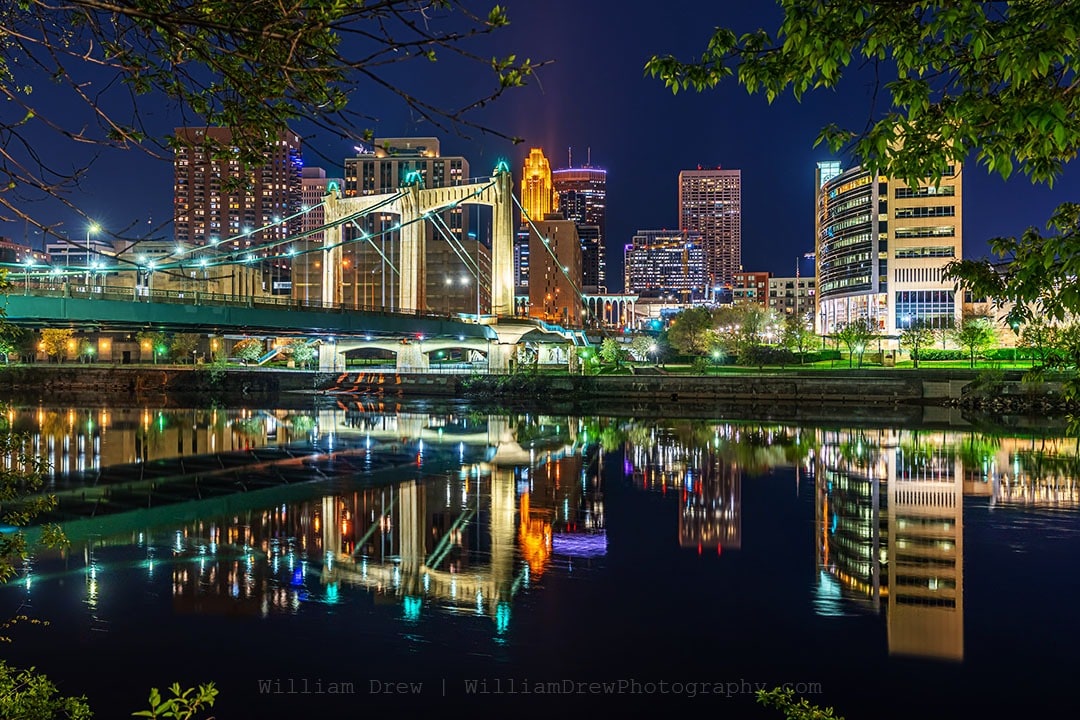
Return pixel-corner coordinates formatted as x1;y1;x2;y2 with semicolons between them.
445;276;452;316
85;222;100;287
23;258;33;294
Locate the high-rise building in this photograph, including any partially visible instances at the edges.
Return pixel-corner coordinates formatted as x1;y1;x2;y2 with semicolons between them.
173;127;303;249
623;229;706;300
294;167;343;305
341;137;473;312
553;162;607;293
528;214;582;327
814;161;963;335
678;168;741;289
521;148;555;224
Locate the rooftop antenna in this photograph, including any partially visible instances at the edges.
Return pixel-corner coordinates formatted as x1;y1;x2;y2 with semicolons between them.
587;147;591;166
568;146;572;168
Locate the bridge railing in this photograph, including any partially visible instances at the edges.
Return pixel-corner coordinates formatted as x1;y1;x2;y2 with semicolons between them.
21;282;462;322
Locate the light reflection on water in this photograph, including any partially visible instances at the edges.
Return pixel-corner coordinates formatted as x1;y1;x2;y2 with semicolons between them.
3;402;1080;717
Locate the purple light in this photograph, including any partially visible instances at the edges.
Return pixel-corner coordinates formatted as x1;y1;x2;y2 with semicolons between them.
552;532;607;558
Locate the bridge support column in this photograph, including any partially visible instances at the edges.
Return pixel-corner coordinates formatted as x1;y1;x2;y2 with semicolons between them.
318;343;342;372
491;171;515;318
399;187;424;314
396;343;430;372
487;343;515;373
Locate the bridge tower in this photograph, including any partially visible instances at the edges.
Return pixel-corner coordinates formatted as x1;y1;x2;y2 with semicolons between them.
321;164;515;317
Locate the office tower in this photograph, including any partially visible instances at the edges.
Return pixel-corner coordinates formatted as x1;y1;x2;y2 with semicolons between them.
521;148;555;224
553;159;607;293
341;137;472;312
815;160;963;335
623;229;706;300
528;214;582;327
173;127;303;249
293;167;343;305
678;168;741;289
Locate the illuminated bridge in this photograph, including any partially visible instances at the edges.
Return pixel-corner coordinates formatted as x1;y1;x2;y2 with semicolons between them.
2;164;592;371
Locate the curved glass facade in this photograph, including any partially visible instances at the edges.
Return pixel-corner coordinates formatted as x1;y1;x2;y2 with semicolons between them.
815;165;886;333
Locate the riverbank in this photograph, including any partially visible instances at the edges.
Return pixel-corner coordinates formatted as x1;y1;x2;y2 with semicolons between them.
0;364;1073;418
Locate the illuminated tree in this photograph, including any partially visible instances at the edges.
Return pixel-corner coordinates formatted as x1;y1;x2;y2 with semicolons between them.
3;1;540;239
169;333;200;364
231;337;265;364
951;316;998;368
833;318;878;369
290;342;317;370
38;329;74;363
136;330;168;365
667;306;717;356
898;319;936;369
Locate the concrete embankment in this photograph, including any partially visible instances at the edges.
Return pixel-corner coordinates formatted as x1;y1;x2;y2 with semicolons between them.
0;365;1069;415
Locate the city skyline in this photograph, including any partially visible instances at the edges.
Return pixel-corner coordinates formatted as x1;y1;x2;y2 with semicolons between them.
5;3;1080;290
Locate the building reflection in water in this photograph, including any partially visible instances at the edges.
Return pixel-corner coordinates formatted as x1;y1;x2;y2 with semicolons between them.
21;409;605;635
12;405;1080;655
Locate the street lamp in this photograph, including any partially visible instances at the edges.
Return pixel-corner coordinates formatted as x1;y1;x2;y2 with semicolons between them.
23;258;33;294
445;276;453;316
83;222;100;286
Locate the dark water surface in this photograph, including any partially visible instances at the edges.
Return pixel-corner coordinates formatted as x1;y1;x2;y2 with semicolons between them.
1;399;1077;718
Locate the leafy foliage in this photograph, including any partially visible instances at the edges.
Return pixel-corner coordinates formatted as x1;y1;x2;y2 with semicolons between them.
781;316;818;361
667;307;718;356
598;337;627;367
832;318;878;368
646;1;1080;188
231;337;264;364
132;682;218;720
169;334;200;363
950;316;998;368
898;319;935;368
2;1;542;235
289;341;318;370
0;660;92;720
757;687;843;720
38;329;73;363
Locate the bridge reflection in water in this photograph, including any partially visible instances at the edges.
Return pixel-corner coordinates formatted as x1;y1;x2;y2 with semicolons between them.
9;405;1080;661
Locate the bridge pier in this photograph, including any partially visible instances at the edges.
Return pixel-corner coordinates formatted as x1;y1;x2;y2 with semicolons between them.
487;343;514;373
318;342;343;372
396;343;430;372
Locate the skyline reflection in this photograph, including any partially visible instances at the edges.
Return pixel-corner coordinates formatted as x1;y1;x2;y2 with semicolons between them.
4;403;1080;663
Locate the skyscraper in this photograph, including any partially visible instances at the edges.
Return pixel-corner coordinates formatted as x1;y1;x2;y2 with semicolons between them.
521;148;555;224
553;160;607;293
678;168;741;289
173;127;303;249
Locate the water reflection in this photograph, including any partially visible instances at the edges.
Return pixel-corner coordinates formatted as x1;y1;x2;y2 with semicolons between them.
6;404;1080;673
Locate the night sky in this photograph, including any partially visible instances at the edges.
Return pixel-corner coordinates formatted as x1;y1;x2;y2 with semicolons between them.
5;1;1079;292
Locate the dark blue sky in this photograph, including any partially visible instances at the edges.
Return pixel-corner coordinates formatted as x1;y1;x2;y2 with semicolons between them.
6;1;1078;291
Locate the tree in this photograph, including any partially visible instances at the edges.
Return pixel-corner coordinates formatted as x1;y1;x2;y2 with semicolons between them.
0;325;25;364
3;2;540;238
598;337;627;368
136;331;168;365
627;335;657;363
38;328;74;363
0;661;92;720
646;1;1080;189
833;318;878;369
1018;316;1062;369
781;316;818;363
898;319;936;369
951;316;998;368
169;333;200;364
290;342;317;370
231;337;265;365
646;3;1080;320
667;307;717;356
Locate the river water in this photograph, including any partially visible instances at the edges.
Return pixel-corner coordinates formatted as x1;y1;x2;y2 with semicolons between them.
1;398;1077;718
